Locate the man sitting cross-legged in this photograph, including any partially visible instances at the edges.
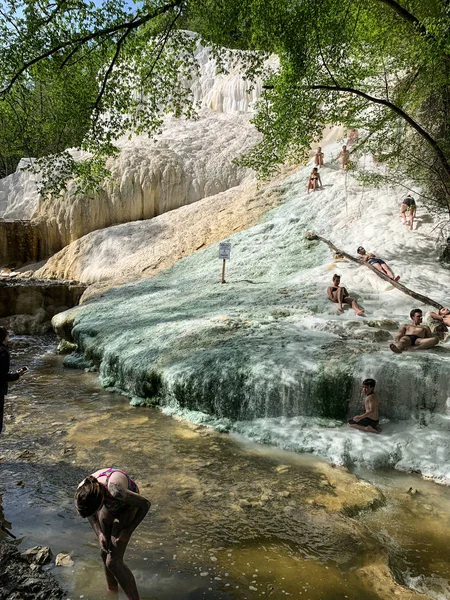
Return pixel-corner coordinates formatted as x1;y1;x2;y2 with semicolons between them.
326;274;364;316
390;308;439;353
348;378;381;434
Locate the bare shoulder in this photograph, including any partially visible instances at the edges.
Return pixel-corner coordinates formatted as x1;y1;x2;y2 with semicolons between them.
107;470;130;489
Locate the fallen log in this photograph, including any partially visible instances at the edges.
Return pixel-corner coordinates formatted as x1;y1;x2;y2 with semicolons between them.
305;232;443;310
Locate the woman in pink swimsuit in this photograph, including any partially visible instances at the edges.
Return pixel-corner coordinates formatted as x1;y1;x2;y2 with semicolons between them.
75;467;150;600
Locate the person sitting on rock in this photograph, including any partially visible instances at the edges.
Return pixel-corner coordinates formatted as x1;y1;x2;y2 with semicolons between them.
389;308;439;353
400;194;417;231
428;307;450;340
314;147;324;168
327;274;364;316
348;378;381;434
357;247;400;281
307;167;322;194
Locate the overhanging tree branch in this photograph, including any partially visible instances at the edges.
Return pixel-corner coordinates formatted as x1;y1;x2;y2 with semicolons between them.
1;0;183;95
310;84;450;179
375;0;450;62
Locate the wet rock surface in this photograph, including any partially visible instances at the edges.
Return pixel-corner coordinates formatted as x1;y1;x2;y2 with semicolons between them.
0;542;66;600
0;278;85;334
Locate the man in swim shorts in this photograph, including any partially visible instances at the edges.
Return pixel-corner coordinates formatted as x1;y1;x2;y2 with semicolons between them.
400;195;417;231
348;378;381;434
326;274;364;315
357;247;400;281
389;308;439;353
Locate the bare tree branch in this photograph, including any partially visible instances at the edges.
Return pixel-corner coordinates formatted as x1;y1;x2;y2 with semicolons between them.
305;232;443;309
91;27;131;127
142;2;183;84
310;83;450;179
1;0;183;95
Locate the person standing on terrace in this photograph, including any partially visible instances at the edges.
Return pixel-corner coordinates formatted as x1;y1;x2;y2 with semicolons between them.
0;327;27;435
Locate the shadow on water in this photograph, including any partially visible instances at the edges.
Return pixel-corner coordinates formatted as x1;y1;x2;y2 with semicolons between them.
0;335;449;599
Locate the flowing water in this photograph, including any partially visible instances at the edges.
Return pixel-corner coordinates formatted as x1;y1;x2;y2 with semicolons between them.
0;336;449;600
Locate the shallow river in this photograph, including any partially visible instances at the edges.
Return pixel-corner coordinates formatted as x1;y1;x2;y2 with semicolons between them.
0;336;449;600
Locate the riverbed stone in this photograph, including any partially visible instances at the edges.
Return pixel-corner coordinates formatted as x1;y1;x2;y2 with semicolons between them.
0;542;65;599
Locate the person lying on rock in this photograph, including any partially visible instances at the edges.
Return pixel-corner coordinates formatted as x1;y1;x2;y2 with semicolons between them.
389;309;439;354
75;468;151;600
357;246;400;281
326;274;364;316
348;378;381;434
428;307;450;340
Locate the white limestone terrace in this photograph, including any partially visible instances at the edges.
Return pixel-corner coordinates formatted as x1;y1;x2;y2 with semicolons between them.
53;138;450;485
0;159;40;220
0;41;269;237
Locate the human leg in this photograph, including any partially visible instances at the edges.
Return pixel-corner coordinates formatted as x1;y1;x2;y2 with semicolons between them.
337;287;344;311
380;263;394;278
415;337;438;350
97;515;118;592
344;296;364;316
101;550;119;594
409;208;416;230
106;510;140;600
400;205;407;224
390;335;413;353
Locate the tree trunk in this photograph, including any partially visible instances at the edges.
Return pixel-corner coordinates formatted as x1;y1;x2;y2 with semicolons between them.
305;231;443;309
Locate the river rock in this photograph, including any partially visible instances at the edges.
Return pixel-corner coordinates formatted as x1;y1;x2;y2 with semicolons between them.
20;546;52;565
55;553;74;567
0;542;65;599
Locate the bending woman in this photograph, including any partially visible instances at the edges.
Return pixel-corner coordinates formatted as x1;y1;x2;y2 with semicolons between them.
75;468;151;600
357;247;400;281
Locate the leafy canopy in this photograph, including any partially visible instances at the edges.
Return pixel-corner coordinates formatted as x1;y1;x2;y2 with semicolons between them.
1;0;450;213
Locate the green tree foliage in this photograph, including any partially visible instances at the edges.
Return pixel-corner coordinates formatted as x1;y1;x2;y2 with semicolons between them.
1;0;450;212
0;0;199;193
0;59;102;179
192;0;450;213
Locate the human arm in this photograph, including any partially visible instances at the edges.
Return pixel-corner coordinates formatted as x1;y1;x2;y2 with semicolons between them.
429;312;443;322
108;477;151;543
394;325;407;342
423;325;435;339
326;286;334;300
88;512;110;552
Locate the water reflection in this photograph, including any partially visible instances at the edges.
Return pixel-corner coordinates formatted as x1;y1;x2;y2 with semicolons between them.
0;336;449;599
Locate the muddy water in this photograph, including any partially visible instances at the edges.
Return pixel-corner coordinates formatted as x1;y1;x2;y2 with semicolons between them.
0;336;449;600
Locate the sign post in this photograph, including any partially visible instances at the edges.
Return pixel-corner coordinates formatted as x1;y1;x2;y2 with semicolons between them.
218;242;231;284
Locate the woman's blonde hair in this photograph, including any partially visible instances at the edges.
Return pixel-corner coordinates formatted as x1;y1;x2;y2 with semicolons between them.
75;475;105;518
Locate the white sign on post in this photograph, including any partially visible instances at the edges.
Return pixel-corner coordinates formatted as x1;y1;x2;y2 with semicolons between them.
219;242;231;260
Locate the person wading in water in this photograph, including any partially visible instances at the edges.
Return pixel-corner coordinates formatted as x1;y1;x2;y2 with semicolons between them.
0;327;27;435
75;468;151;600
